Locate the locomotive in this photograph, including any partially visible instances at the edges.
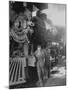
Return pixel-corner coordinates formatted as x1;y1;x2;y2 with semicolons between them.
9;1;52;88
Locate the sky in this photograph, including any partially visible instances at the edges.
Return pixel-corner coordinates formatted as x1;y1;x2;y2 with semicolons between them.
42;4;66;27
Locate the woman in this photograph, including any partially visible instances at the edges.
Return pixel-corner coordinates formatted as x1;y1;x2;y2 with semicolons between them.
35;46;46;86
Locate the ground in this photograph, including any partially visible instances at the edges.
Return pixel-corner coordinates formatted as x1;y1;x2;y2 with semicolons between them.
41;56;66;87
9;56;66;89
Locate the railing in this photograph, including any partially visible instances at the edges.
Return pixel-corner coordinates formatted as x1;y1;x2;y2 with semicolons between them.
9;57;26;86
